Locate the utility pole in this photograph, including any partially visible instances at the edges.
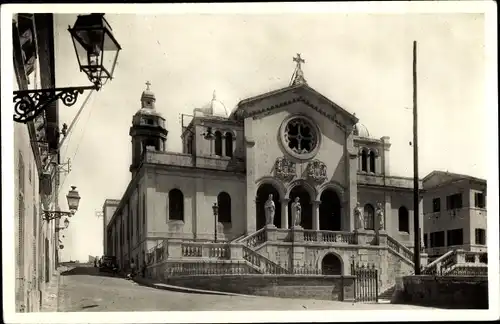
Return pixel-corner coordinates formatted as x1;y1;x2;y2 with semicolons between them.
412;40;421;274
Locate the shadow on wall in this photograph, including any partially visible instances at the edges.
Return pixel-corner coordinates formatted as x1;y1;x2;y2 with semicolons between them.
393;275;488;309
60;266;122;279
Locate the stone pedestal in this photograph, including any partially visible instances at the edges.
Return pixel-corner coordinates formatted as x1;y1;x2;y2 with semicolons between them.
377;230;387;246
167;239;183;258
291;226;304;242
355;229;370;245
229;243;244;260
265;224;277;241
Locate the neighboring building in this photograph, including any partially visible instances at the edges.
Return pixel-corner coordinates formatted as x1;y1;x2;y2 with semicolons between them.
102;199;120;256
422;171;487;261
105;58;431;291
13;14;60;312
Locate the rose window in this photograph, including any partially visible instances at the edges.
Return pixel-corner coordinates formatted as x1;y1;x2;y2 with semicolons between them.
284;118;317;154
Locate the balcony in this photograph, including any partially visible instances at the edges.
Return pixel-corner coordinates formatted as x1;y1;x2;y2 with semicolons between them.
144;151;245;173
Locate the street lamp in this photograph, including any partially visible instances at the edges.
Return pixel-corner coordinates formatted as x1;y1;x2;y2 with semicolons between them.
56;218;70;232
43;186;81;221
13;13;122;123
212;202;219;243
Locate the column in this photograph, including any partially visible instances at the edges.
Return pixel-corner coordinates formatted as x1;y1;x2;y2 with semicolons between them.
281;199;289;229
312;200;321;230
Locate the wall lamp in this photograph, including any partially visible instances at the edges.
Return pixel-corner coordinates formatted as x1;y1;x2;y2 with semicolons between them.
13;13;122;123
43;186;81;221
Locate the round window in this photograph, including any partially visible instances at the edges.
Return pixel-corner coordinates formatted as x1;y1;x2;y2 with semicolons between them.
279;115;321;160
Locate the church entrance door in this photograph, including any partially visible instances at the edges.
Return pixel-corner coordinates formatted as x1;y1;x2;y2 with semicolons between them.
256;184;281;229
288;186;312;229
319;189;342;231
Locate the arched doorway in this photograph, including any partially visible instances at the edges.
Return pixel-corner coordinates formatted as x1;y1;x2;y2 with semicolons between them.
319;189;342;231
321;253;342;275
288;186;312;229
256;184;281;229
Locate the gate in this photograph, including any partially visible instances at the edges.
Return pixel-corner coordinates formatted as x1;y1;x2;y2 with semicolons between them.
351;261;378;303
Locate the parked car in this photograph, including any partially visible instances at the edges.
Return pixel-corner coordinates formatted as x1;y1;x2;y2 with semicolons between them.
99;256;117;273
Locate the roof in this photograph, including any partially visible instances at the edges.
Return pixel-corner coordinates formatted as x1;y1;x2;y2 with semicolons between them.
422;170;486;189
230;83;358;125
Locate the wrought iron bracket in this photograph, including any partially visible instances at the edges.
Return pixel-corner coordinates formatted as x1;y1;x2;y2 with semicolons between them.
43;210;73;222
14;85;97;124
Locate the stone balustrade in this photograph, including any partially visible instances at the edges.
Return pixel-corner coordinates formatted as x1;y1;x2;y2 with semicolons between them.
144;151;245;172
421;249;488;276
178;241;231;260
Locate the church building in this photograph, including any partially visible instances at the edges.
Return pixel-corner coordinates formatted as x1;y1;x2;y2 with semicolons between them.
105;55;429;290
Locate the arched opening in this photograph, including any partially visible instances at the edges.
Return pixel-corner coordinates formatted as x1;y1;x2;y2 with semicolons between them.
214;131;223;156
369;151;376;173
361;150;368;172
321;253;343;275
256;184;281;229
319;189;342;231
217;192;231;223
168;189;184;221
288;186;312;229
363;204;375;230
398;206;409;233
225;132;233;157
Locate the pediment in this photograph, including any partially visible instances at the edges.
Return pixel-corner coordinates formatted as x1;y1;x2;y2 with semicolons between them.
231;84;359;132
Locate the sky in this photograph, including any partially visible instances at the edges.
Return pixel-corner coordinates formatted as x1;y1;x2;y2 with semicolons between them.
51;11;488;261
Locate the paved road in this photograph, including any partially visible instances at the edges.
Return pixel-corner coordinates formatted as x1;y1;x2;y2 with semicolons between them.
58;266;435;311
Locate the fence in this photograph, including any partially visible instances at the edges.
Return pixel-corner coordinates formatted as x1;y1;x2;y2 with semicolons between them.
351;261;378;303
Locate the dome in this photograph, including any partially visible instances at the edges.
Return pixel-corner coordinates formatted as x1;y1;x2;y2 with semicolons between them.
135;107;163;118
194;90;229;118
353;123;370;138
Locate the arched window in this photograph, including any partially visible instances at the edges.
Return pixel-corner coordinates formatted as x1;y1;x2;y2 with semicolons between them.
214;131;223;156
369;151;376;173
225;132;233;157
168;189;184;221
361;150;368;172
398;206;409;233
217;192;231;223
364;204;375;230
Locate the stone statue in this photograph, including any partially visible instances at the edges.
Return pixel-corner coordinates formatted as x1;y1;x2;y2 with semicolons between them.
291;197;302;227
354;202;364;230
376;202;385;230
264;194;276;226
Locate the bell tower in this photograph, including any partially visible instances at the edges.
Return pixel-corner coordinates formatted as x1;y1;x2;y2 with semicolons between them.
129;81;168;176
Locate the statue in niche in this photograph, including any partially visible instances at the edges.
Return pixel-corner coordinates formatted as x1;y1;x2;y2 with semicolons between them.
264;194;276;226
354;202;364;230
376;202;385;230
291;197;302;227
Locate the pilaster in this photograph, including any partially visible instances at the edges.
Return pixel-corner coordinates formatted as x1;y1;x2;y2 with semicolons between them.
346;133;358;232
244;118;257;234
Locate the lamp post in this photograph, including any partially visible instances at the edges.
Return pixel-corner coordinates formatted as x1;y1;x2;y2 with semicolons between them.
43;186;81;221
212;203;219;243
13;13;122;123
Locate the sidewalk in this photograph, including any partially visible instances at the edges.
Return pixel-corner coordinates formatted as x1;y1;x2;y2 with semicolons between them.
40;265;68;312
132;276;255;298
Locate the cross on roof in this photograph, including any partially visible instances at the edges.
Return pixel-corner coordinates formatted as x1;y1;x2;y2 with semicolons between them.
291;53;307;86
145;81;151;90
293;53;305;68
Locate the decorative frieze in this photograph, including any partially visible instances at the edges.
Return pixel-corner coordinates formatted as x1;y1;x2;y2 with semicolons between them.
307;159;327;183
275;157;296;181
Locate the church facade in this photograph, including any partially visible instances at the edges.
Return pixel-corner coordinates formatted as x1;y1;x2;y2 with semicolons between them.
105;57;428;290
